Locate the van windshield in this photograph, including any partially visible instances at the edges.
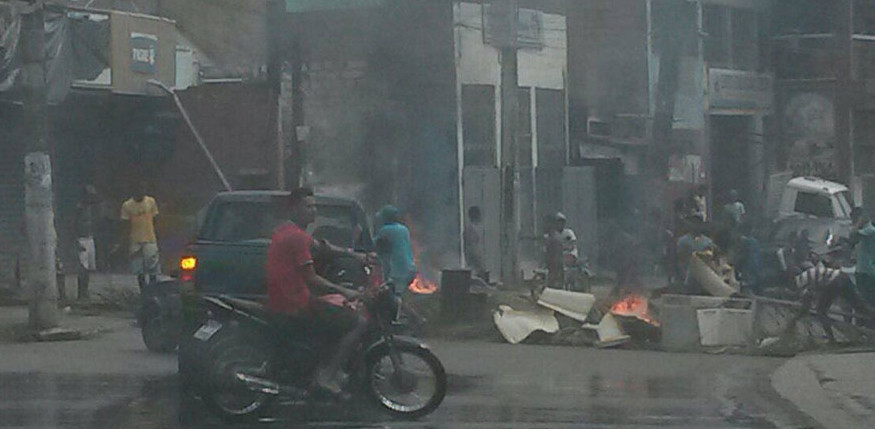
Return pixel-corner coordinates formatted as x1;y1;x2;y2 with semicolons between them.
794;191;834;218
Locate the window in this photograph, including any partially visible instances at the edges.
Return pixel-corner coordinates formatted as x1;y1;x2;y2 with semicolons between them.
794;191;834;218
518;88;532;167
536;88;567;168
703;5;759;71
731;9;758;71
310;204;357;248
200;200;360;247
201;202;283;242
704;6;729;67
462;85;497;167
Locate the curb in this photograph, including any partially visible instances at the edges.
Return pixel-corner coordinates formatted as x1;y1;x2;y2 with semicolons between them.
772;354;868;429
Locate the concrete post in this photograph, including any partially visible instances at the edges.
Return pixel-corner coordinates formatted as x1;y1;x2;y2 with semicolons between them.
21;3;59;329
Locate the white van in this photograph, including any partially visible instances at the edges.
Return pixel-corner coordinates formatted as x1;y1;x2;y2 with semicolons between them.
778;176;854;220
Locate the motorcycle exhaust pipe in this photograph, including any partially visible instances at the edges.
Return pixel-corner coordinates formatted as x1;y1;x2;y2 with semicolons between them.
235;373;280;395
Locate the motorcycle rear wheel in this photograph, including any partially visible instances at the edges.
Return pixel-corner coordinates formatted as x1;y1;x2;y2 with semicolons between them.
202;335;276;422
365;343;446;419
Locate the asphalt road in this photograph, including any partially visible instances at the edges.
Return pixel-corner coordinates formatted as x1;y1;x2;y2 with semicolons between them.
0;318;822;429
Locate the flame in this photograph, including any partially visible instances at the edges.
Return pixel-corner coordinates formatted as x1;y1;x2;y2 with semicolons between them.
405;221;438;295
408;275;437;294
610;294;659;326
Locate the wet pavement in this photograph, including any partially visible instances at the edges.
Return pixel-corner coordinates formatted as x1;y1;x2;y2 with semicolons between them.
0;336;821;428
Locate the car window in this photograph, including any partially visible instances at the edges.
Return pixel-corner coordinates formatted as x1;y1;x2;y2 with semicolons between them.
794;191;833;218
309;204;356;248
199;201;282;242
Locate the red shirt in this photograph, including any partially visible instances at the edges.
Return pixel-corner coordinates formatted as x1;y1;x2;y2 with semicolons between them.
266;222;314;314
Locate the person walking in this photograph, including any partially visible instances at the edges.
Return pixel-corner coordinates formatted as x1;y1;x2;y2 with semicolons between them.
120;182;160;290
374;205;425;328
375;205;417;294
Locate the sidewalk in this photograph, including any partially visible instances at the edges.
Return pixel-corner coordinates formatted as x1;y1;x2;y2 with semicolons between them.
1;273;141;305
0;306;176;375
772;350;875;428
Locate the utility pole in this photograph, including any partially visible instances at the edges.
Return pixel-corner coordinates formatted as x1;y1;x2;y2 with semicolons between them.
650;0;692;180
835;0;854;184
267;0;285;189
496;0;520;283
21;1;59;329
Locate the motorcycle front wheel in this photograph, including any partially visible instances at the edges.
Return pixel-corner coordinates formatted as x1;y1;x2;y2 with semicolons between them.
365;343;446;419
202;335;276;422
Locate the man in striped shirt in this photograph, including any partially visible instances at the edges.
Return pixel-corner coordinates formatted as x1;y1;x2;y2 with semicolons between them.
784;261;875;343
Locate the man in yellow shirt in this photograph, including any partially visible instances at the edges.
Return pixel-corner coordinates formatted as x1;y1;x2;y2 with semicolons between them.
121;184;160;290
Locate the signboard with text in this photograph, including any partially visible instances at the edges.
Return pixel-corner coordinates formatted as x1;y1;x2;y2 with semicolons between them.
130;33;157;74
709;69;773;110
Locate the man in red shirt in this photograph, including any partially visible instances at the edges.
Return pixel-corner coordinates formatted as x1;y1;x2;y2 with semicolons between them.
266;187;367;395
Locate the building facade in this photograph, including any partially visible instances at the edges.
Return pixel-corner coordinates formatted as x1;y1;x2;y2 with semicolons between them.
568;0;774;220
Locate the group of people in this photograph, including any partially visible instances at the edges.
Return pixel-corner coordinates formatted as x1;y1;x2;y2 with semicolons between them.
667;186;753;294
72;182;161;300
667;185;875;341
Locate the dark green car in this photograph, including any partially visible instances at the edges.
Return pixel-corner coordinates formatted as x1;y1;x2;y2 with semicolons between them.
177;191;374;388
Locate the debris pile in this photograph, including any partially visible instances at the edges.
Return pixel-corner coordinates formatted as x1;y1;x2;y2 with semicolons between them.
493;288;655;349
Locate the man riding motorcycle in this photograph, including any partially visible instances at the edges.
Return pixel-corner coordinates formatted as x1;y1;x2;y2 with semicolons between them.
265;186;371;396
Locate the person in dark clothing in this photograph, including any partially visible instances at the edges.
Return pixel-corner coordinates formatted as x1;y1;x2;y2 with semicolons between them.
850;208;875;307
464;206;486;280
792;229;814;268
735;223;762;295
544;214;565;289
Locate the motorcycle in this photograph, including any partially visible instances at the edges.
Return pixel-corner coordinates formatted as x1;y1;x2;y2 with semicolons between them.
192;282;446;422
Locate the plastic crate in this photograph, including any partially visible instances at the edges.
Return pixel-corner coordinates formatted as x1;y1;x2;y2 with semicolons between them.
696;308;754;347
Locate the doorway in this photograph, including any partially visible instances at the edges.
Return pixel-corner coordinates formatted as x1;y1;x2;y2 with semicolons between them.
710;115;753;205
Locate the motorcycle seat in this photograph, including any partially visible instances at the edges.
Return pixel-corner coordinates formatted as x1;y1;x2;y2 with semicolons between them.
220;296;270;318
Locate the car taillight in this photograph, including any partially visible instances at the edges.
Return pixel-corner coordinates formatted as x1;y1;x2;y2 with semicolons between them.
179;256;197;292
180;256;197;271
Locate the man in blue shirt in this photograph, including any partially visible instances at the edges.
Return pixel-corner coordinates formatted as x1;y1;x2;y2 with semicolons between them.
375;205;417;294
851;208;875;307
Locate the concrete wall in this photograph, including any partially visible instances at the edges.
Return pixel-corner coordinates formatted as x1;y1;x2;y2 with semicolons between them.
160;0;267;78
288;1;460;263
567;0;649;122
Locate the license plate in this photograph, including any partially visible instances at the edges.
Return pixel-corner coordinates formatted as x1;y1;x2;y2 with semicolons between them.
193;320;222;341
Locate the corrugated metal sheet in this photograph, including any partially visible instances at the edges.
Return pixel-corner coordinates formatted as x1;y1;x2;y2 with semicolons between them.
0;106;24;288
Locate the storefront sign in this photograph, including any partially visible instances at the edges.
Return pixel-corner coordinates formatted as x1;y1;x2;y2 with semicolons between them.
709;69;773;110
131;32;157;74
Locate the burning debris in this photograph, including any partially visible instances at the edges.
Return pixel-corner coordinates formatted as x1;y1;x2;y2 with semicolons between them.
492;288;637;349
610;294;660;327
406;223;439;295
409;275;437;295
